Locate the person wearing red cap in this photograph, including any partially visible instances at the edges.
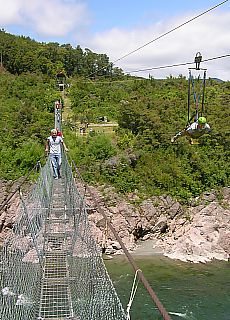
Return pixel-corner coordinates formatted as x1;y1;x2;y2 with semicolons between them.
56;128;63;137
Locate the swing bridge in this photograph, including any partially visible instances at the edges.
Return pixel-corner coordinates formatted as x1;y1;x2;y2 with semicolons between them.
0;71;176;320
0;42;227;318
0;150;171;320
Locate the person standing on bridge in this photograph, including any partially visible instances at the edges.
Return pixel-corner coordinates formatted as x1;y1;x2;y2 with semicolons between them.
45;129;68;179
56;127;63;137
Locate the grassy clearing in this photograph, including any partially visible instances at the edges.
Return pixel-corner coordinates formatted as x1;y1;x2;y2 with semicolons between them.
76;123;118;137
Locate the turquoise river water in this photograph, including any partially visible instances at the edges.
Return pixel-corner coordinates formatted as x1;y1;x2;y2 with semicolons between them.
105;255;230;320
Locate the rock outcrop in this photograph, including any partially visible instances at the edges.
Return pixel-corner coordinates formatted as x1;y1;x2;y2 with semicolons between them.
84;185;230;263
0;180;21;245
160;190;230;263
1;179;229;263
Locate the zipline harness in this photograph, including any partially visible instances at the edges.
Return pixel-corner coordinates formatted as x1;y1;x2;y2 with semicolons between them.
187;52;207;125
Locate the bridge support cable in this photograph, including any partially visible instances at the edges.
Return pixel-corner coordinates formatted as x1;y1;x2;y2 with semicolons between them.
126;269;141;320
18;188;43;265
70;157;172;320
0;160;42;213
0;160;53;320
0;152;127;319
38;178;74;319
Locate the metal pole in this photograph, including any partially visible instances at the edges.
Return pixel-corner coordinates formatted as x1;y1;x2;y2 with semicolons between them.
201;70;207;116
187;70;191;124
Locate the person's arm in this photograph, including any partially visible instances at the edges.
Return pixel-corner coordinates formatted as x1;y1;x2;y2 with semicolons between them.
62;140;69;152
45;139;49;155
205;123;211;132
186;122;197;132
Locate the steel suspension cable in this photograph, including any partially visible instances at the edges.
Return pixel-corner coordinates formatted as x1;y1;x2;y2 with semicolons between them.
69;156;172;320
127;53;230;74
87;1;228;80
112;0;229;64
201;70;207;116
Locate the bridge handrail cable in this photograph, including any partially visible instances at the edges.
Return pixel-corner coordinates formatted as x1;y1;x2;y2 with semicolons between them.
67;153;172;320
0;160;43;212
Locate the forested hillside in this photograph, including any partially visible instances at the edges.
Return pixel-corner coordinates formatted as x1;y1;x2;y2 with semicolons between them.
0;70;56;179
0;29;121;179
0;31;229;202
0;29;123;78
66;77;230;202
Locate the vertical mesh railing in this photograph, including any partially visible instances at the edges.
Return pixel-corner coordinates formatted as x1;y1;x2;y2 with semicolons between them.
0;160;53;320
0;153;127;319
61;152;127;320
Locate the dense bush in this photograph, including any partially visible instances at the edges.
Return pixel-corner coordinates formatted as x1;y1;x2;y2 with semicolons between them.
67;77;230;202
0;31;229;202
0;72;55;179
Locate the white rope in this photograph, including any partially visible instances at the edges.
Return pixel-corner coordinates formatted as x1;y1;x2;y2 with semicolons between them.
126;269;141;320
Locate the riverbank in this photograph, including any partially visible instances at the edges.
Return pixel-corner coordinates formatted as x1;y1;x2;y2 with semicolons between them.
1;179;229;264
86;184;230;264
105;254;230;320
131;239;163;256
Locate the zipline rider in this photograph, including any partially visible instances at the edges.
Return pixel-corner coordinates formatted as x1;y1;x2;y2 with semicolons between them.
171;116;211;144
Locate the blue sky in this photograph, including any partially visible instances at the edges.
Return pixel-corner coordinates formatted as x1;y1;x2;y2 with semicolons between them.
0;0;229;79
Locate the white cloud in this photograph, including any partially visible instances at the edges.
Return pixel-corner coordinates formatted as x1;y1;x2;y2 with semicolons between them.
84;11;230;80
0;1;229;80
0;0;91;37
0;0;22;24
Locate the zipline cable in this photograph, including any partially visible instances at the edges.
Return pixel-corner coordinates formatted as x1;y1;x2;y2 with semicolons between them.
112;0;228;64
75;53;230;84
126;53;230;73
87;1;228;79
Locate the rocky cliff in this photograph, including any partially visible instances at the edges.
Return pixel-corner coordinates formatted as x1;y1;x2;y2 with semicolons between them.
84;184;230;263
1;180;229;263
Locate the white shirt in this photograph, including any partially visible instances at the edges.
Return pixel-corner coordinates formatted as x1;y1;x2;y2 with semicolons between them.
186;122;211;138
47;136;63;154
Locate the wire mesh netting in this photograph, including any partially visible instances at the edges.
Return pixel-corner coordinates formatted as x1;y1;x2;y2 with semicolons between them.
0;153;127;320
